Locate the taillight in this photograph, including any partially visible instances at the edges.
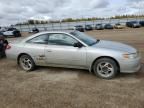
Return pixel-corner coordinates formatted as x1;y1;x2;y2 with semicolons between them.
6;45;11;50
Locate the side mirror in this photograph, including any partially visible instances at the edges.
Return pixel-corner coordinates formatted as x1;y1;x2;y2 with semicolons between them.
73;42;83;48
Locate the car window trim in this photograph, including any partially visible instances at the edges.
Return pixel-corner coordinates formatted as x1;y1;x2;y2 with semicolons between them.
47;33;85;47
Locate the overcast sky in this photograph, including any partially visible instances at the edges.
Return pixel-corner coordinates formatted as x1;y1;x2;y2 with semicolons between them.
0;0;144;25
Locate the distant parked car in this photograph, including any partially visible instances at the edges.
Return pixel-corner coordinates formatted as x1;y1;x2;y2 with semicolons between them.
2;28;21;37
139;21;144;27
0;32;4;36
85;25;93;31
104;24;113;29
29;28;39;33
0;27;7;32
126;21;141;28
114;23;125;29
95;24;104;30
74;25;84;32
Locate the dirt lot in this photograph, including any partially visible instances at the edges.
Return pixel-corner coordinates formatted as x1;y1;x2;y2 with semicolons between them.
0;28;144;108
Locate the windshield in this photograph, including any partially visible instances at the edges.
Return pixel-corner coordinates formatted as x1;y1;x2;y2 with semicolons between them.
75;25;83;27
86;25;91;27
116;23;120;25
131;21;138;23
70;31;98;46
106;24;111;26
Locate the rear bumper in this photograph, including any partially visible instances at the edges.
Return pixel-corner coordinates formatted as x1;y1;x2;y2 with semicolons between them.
119;57;141;73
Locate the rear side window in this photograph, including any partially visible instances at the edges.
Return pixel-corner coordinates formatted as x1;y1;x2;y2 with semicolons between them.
27;34;48;44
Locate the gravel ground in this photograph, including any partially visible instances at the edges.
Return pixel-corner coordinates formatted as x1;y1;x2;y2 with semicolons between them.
0;28;144;108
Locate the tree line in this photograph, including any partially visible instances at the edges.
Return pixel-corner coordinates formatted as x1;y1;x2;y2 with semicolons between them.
16;14;144;25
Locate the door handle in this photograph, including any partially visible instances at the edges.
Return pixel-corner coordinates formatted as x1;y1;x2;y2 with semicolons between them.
47;50;52;52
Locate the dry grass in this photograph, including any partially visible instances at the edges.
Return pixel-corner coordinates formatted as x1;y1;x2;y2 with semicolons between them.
0;28;144;108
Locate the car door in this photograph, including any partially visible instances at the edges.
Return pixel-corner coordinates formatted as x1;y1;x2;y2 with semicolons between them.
45;33;87;67
24;34;49;65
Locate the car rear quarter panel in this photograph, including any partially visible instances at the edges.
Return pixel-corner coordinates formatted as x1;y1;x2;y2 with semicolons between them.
6;43;25;60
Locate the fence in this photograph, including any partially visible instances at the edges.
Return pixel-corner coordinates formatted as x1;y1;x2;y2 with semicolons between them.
15;18;144;32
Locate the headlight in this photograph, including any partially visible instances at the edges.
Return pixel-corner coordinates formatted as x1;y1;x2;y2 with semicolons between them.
123;53;138;59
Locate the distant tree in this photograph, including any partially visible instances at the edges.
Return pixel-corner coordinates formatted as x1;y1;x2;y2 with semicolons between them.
28;20;35;24
35;20;40;24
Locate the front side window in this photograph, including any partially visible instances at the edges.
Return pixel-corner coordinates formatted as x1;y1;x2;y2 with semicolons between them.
27;34;48;44
48;33;78;46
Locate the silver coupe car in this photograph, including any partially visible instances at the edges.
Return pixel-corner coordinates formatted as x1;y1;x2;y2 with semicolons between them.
6;31;141;79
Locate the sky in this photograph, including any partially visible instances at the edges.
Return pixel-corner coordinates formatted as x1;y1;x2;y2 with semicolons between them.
0;0;144;25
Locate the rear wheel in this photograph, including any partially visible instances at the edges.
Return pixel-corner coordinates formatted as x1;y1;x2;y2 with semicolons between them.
93;58;118;79
13;31;21;37
19;55;35;71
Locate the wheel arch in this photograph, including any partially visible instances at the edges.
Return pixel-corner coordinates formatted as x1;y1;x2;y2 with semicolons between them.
17;53;32;65
90;56;120;73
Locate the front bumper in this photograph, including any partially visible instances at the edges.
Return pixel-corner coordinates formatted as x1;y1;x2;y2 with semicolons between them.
119;57;141;73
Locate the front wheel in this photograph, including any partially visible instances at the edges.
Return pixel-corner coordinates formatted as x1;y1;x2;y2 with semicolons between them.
93;58;118;79
19;55;35;71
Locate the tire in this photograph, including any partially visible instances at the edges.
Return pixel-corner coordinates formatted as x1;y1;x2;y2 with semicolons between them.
13;31;21;37
19;54;35;71
18;33;21;37
0;46;6;58
93;58;118;79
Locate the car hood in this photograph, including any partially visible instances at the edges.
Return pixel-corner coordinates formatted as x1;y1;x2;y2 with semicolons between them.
92;40;137;53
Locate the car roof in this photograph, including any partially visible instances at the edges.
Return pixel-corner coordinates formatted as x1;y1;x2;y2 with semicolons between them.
105;24;111;25
75;25;83;27
37;30;75;35
127;21;138;23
